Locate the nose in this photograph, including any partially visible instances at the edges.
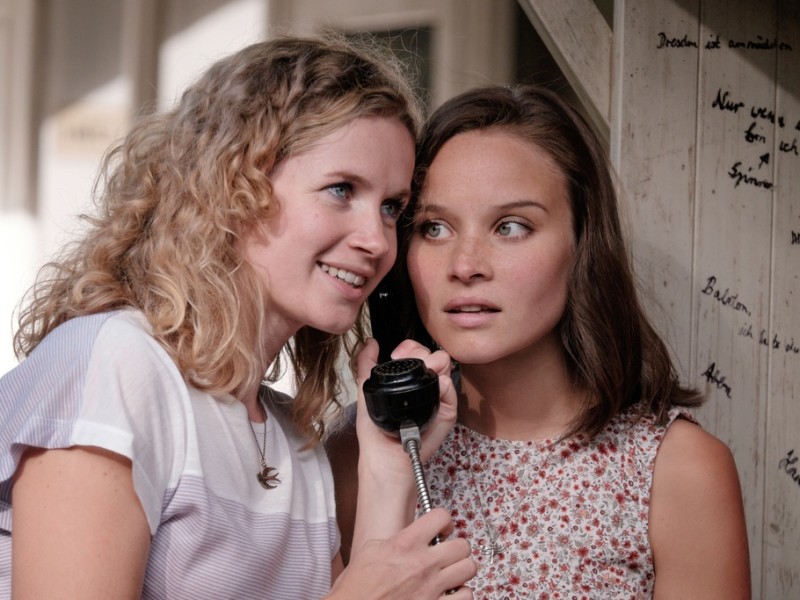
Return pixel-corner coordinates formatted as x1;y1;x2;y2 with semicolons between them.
350;208;392;258
449;234;492;283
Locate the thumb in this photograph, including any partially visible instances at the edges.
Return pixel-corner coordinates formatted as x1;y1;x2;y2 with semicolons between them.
356;337;380;388
418;371;457;461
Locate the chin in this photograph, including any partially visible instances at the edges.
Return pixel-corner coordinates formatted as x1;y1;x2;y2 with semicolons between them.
322;324;355;336
441;345;496;366
437;335;517;366
309;314;360;336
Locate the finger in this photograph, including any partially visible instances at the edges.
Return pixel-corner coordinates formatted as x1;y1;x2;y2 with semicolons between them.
423;351;452;380
431;539;476;598
356;338;380;387
355;338;383;431
397;507;453;546
439;583;474;600
356;338;379;382
390;338;433;360
436;372;457;416
431;535;471;564
438;557;477;599
419;373;457;460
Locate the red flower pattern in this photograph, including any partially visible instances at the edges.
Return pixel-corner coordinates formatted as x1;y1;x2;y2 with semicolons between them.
422;406;691;599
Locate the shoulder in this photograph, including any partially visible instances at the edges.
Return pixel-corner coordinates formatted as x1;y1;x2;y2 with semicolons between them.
17;311;120;372
29;309;171;378
650;417;743;523
649;417;751;598
93;310;171;363
653;417;740;494
1;310;176;416
80;310;188;408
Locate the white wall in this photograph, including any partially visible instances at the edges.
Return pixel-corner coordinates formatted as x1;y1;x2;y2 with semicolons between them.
0;0;268;377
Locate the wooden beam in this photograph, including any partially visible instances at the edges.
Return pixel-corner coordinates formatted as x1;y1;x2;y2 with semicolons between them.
0;0;38;212
517;0;611;140
122;0;160;118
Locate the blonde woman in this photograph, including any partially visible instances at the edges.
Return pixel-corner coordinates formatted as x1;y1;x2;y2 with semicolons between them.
0;37;474;599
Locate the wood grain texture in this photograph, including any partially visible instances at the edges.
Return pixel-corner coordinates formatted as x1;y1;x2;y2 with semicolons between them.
517;0;611;140
608;0;799;595
763;2;800;596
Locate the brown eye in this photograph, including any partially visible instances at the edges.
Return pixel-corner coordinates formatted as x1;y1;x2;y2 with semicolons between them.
419;221;450;239
496;220;531;238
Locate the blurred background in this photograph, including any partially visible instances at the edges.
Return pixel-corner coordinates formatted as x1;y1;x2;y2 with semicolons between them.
0;0;611;377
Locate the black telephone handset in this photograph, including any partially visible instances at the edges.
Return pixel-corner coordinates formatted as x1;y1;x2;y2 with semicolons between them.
363;356;442;542
363;272;444;540
362;357;439;435
364;270;440;436
368;272;412;364
364;269;440;431
367;266;436;361
363;266;457;592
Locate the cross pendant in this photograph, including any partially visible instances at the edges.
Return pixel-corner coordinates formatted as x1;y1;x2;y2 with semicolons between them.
478;539;506;564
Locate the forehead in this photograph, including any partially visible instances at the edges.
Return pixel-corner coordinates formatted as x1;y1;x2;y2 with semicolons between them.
422;129;569;212
292;116;412;155
274;116;415;180
432;128;561;172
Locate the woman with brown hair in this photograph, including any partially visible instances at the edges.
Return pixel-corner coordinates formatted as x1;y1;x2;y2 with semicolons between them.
331;83;750;598
403;84;751;598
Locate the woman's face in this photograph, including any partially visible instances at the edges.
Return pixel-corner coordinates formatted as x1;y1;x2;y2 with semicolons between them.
243;116;415;340
407;129;575;368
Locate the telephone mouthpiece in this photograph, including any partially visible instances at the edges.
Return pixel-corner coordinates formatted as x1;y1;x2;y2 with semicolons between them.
363;358;440;435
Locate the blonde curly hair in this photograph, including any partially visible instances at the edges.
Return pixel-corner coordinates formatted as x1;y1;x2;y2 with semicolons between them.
14;35;423;443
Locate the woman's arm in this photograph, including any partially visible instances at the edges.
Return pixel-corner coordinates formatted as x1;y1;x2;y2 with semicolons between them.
649;418;751;599
12;446;151;599
326;338;476;598
349;338;458;550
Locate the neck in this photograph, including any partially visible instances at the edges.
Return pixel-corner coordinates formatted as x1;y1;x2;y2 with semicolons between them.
241;309;299;421
241;384;269;422
457;347;584;441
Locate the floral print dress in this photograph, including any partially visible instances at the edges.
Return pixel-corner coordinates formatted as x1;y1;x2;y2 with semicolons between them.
423;406;690;599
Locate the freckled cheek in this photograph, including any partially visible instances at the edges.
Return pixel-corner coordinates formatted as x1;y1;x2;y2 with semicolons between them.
505;255;571;304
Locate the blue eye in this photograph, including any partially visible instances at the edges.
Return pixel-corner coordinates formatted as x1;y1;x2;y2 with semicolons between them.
327;182;352;200
381;199;406;221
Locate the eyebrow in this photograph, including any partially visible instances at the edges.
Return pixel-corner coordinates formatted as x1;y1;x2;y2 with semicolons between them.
326;170;411;200
419;199;549;213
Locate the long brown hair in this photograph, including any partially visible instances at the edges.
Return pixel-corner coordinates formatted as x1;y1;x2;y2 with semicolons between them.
14;35;423;443
401;84;701;437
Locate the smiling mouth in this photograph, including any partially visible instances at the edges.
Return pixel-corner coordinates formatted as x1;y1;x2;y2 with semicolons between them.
447;305;500;314
319;263;366;288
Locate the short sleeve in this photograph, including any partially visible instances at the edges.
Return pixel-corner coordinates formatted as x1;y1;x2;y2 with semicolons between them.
0;311;189;534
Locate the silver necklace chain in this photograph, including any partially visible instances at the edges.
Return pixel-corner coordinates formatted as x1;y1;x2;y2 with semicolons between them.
248;386;281;489
459;425;553;565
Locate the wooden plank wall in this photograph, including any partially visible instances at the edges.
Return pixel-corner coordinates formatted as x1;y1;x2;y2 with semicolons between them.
612;0;799;596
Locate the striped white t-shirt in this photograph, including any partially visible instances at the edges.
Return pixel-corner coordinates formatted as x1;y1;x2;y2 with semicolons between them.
0;309;338;599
